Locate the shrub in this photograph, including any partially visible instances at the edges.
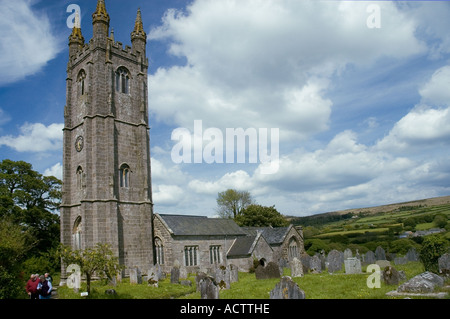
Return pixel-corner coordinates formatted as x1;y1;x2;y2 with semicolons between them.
419;235;449;273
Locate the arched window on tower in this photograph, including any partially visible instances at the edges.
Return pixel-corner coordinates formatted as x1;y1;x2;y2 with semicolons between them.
73;216;82;250
115;67;130;94
77;70;87;96
76;166;83;190
119;163;130;188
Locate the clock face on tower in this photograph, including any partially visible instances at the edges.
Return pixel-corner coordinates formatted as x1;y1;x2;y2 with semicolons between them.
75;136;84;152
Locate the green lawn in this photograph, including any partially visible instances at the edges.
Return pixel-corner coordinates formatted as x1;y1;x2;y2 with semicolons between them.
56;262;446;300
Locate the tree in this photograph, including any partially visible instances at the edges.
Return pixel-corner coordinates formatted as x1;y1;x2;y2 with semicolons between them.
433;214;448;228
216;189;252;219
0;159;61;253
59;243;124;294
235;204;289;227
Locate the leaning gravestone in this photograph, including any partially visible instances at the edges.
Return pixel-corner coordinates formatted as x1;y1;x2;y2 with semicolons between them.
179;266;188;280
290;257;304;277
199;276;220;299
310;255;322;273
375;246;386;261
438;253;450;276
397;271;444;293
195;272;208;292
270;276;305;299
255;262;281;280
327;250;343;273
344;257;362;274
170;266;180;284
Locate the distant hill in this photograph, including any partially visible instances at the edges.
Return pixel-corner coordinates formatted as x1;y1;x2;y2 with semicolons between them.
291;195;450;227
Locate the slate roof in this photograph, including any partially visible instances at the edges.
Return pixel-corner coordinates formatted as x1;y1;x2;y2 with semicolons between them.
241;226;291;245
157;214;247;236
227;236;257;257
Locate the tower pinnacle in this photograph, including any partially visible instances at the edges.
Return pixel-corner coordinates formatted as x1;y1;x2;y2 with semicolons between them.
131;8;147;41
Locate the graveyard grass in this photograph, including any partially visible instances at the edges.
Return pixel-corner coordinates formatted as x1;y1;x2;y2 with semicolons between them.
56;261;448;299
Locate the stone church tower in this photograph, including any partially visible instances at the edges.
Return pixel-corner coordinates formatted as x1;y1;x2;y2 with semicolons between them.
60;0;153;281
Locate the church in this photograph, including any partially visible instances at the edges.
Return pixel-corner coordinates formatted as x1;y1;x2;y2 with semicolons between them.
60;0;304;283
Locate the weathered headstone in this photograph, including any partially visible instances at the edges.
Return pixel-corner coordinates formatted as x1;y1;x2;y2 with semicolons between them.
129;267;142;285
290;257;304;277
375;246;386;261
199;276;220;299
397;271;444;293
344;257;362;274
229;264;239;283
255;262;281;280
327;250;343;273
215;265;231;289
364;251;376;264
310;255;322;273
344;248;352;260
394;256;407;265
179;266;188;280
406;247;419;262
180;280;192;287
382;266;402;285
171;266;180;284
438;253;450;276
300;254;311;273
320;250;327;270
148;263;163;281
270;276;305;299
195;272;208;292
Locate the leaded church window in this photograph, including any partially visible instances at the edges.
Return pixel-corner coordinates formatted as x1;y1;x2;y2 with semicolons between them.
155;237;164;265
209;245;221;264
115;67;130;94
184;246;198;266
119;164;130;188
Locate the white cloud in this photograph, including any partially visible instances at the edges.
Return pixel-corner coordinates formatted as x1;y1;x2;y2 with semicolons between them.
43;162;62;180
0;108;11;126
0;0;62;85
0;122;63;152
148;0;425;141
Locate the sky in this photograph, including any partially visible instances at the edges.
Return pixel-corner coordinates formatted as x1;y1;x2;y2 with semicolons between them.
1;0;450;217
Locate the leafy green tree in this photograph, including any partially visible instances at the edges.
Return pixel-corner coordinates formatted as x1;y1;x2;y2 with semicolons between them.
59;243;124;294
419;235;449;273
433;214;448;228
216;189;253;219
0;159;61;254
234;204;288;227
304;239;330;255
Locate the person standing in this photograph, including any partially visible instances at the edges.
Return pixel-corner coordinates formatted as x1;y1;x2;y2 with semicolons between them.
25;274;39;300
37;275;52;299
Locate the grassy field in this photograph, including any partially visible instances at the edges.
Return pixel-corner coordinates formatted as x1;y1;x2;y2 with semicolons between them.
55;262;448;300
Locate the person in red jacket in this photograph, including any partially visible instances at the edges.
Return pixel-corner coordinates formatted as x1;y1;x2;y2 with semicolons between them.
25;274;39;299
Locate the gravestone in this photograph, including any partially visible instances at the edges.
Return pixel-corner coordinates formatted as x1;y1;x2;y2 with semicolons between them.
129;267;142;285
344;248;352;260
394;256;407;265
215;265;231;289
397;271;444;293
229;264;239;283
270;276;305;299
364;251;376;264
375;246;386;261
438;253;450;276
290;257;304;277
300;254;311;273
255;262;281;280
406;247;419;262
327;250;343;273
179;266;188;280
344;257;362;274
171;266;180;284
320;250;327;270
181;280;192;287
148;263;163;281
382;266;402;285
199;276;220;299
310;255;322;273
